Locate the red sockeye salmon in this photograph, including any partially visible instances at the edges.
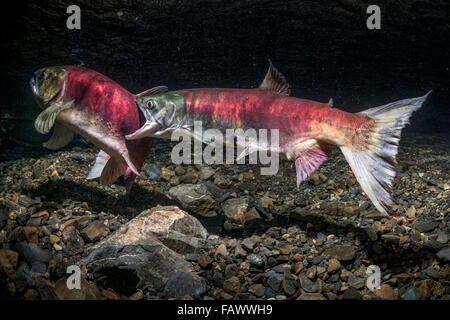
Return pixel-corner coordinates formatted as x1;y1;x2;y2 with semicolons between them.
127;62;430;216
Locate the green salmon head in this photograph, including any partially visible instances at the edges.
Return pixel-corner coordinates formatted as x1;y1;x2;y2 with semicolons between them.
126;93;186;140
30;67;66;109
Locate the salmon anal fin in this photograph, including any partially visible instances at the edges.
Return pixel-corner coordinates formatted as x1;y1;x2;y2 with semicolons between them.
87;150;110;180
295;146;329;187
136;86;168;98
259;60;291;96
99;157;127;185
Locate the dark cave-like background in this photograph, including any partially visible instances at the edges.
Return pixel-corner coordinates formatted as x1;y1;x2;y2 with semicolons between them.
0;0;449;148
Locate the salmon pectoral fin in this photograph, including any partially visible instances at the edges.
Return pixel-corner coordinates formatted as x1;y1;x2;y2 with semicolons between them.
34;100;74;134
341;91;431;216
99;157;127;185
295;145;329;187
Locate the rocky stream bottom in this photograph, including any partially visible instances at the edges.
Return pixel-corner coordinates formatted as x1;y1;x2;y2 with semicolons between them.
0;133;449;300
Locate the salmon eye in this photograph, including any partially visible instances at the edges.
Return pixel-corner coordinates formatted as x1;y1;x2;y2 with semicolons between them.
147;100;155;110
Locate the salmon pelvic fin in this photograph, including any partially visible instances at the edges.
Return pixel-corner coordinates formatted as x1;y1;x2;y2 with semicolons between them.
340;91;431;216
295;143;330;187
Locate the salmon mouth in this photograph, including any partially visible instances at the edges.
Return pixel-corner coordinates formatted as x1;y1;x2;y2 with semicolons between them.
125;120;162;140
30;76;38;96
125;103;163;140
126;101;182;140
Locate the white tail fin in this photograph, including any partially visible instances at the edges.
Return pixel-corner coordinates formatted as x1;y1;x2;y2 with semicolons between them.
340;91;431;216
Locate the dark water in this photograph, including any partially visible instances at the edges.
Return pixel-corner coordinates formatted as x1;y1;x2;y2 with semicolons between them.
1;0;449;153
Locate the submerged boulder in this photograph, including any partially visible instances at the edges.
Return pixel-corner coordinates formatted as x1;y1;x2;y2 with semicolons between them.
81;206;207;294
168;184;218;217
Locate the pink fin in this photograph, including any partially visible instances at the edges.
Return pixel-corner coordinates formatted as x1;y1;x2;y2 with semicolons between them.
99;158;127;185
295;146;329;187
123;168;137;194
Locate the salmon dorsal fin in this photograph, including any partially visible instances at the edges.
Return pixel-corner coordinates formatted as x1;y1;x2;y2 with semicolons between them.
259;60;291;96
328;98;334;107
136;86;168;98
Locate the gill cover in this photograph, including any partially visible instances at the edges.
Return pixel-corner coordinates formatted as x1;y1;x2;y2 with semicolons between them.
126;93;186;140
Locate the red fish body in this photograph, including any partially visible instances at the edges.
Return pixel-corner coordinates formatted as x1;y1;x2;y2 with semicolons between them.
178;88;371;157
128;63;430;215
31;66;165;192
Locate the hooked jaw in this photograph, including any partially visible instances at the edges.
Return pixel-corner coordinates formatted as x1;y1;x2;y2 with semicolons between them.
125;102;162;140
126;101;181;140
30;76;38;96
125;121;161;140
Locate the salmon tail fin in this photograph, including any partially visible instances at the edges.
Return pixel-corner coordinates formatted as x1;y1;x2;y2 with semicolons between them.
340;91;431;216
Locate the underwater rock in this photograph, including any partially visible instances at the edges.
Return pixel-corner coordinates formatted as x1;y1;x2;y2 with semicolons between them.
197;252;212;269
160;167;175;181
53;277;101;300
199;166;215;180
0;206;8;230
168;184;218;217
242;207;261;224
371;284;398;300
223;276;241;296
327;258;341;274
348;274;365;289
81;220;106;243
144;164;161;180
298;273;320;293
82;238;192;293
413;279;445;299
258;195;274;209
15;242;50;274
222;197;248;222
0;249;19;278
436;246;450;262
401;286;421;300
81;206;206;293
343;288;362;300
248;283;265;297
37;276;101;300
61;225;85;254
133;206;208;254
162;270;207;299
324;245;356;262
413;219;439;233
297;292;326;300
282;269;298;296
